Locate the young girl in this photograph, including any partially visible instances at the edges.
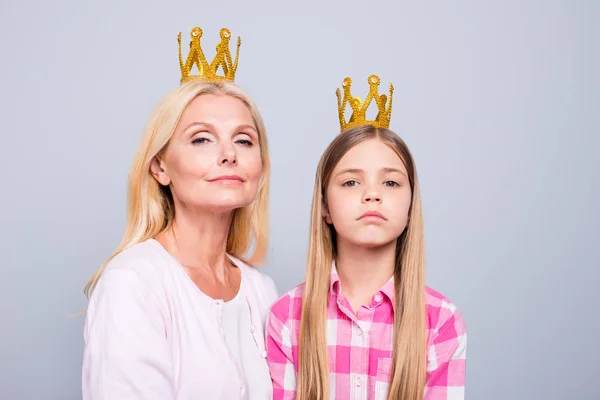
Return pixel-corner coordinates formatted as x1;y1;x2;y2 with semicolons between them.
266;75;467;400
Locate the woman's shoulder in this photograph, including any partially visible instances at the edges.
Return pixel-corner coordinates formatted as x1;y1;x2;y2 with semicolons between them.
86;241;173;314
103;239;168;277
229;255;279;304
93;240;174;297
424;286;466;336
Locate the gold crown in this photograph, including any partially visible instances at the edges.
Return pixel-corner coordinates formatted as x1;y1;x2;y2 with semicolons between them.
177;26;241;84
336;74;394;130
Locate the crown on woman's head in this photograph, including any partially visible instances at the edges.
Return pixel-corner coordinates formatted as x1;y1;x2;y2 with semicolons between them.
177;26;241;84
336;74;394;130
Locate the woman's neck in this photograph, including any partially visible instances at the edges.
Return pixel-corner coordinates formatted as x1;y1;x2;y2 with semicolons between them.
156;206;233;284
335;238;396;314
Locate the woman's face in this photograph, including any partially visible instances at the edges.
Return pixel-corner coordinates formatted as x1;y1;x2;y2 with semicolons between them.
151;94;263;214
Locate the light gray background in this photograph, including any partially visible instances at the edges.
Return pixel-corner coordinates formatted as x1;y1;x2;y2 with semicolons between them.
1;0;598;399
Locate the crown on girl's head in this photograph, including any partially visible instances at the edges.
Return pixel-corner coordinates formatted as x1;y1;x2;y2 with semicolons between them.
336;75;394;130
177;26;241;84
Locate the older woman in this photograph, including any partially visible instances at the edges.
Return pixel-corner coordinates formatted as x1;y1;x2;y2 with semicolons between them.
82;27;277;399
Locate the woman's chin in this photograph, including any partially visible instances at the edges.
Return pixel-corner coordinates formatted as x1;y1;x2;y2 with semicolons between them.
195;197;253;214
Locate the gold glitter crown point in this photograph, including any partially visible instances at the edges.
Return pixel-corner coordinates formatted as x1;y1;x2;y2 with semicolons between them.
336;74;394;130
177;26;241;84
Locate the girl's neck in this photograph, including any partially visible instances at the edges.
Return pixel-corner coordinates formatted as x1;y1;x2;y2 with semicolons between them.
335;238;397;314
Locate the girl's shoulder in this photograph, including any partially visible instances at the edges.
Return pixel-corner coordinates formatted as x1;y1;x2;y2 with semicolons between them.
424;286;466;335
267;282;306;323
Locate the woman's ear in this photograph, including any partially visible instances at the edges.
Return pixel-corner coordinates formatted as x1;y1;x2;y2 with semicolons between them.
321;201;333;224
150;156;171;186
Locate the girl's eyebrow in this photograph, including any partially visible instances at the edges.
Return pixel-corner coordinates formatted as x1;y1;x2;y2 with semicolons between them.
335;167;407;177
382;167;407;177
336;168;363;176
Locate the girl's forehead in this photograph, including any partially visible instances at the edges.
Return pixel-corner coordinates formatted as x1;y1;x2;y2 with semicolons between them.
334;140;407;171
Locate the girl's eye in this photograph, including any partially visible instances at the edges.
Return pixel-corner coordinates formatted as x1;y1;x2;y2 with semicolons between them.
384;181;399;187
343;180;358;187
192;137;209;145
236;139;253;147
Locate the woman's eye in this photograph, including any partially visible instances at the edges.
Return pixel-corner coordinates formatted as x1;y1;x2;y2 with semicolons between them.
384;181;399;187
192;137;209;145
343;180;358;187
236;139;253;147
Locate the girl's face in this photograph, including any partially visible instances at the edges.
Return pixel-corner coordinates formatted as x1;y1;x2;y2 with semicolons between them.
323;138;412;249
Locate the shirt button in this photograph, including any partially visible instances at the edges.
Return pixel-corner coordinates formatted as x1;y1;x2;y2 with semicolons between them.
374;293;383;303
356;376;362;387
356;329;362;336
250;325;256;333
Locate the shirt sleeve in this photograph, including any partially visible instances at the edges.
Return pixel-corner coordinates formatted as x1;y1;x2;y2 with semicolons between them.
82;268;175;400
425;306;467;400
266;305;297;400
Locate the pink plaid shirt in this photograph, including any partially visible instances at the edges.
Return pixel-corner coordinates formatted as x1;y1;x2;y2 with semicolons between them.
266;268;467;400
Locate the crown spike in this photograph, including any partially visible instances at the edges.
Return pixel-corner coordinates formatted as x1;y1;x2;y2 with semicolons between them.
178;26;241;84
336;74;394;130
336;88;345;128
231;36;242;77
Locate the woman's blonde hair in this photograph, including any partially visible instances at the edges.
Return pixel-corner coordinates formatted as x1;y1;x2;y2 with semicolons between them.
84;79;270;299
297;125;426;400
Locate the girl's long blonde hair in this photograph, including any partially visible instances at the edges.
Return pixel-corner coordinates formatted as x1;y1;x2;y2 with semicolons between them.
297;125;426;400
84;79;271;299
